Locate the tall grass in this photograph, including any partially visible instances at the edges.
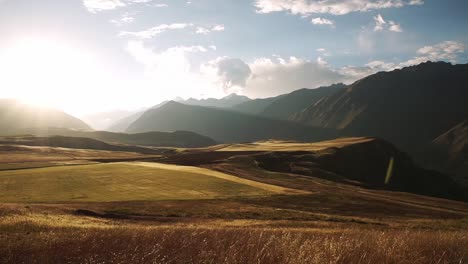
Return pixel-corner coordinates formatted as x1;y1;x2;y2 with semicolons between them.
1;225;466;264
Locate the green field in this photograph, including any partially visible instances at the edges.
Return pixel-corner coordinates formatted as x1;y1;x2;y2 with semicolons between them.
0;163;286;203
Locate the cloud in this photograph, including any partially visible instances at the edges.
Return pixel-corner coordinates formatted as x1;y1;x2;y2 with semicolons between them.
255;0;424;16
125;41;225;101
120;23;193;39
195;24;225;35
202;58;252;91
311;17;334;27
83;0;155;13
110;12;135;26
373;14;402;32
244;56;348;97
83;0;126;13
400;40;465;66
345;40;466;78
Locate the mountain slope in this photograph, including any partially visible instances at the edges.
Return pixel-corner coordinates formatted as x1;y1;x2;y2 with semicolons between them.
126;101;336;143
0;99;91;134
291;62;468;150
432;120;468;186
230;96;282;115
260;83;345;120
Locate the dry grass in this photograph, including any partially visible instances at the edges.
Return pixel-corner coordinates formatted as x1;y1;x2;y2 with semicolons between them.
1;218;466;264
216;137;374;152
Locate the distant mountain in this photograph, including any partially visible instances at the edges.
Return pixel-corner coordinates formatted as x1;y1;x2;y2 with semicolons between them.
21;127;216;148
181;93;251;108
291;62;468;151
0;99;91;135
107;102;170;132
81;110;134;130
260;84;345;120
107;110;146;132
126;101;336;143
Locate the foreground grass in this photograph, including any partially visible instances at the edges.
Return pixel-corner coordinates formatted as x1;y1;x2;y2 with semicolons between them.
0;163;283;202
1;217;466;264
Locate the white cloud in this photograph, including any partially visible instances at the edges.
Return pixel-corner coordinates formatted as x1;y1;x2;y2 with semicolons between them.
255;0;424;16
120;23;192;39
83;0;126;13
244;56;347;97
311;17;334;27
202;58;252;92
373;14;402;32
400;40;465;66
125;41;225;101
110;12;135;26
195;24;225;35
83;0;156;13
388;21;402;32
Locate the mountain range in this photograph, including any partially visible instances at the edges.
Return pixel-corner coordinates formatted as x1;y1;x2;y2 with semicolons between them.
1;61;467;188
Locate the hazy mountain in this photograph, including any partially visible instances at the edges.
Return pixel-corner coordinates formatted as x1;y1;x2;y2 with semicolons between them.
22;127;216;148
0;99;91;135
126;101;337;143
81;110;134;130
107;102;170;132
260;83;345;120
291;62;468;151
107;110;146;132
181;93;251;108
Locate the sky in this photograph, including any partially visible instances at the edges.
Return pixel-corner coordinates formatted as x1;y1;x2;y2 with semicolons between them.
0;0;467;116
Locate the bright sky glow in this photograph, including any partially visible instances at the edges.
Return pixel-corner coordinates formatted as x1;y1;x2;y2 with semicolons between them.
0;0;467;116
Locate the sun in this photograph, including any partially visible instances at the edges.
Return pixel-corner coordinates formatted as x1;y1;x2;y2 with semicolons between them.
0;37;101;114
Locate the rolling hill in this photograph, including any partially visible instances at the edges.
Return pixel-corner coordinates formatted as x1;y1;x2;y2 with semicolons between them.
19;127;217;148
291;62;468;151
126;101;337;143
0;99;91;134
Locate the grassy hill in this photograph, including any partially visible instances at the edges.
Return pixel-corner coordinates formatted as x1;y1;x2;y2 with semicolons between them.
0;162;296;203
126;101;337;143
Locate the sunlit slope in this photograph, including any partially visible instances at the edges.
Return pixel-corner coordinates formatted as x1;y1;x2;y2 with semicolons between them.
0;163;298;203
0;99;91;134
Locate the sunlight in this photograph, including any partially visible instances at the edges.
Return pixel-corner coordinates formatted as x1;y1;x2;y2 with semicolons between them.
0;37;103;113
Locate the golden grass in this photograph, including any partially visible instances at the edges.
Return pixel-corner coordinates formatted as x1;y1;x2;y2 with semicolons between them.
216;137;374;152
0;163;288;203
0;213;466;264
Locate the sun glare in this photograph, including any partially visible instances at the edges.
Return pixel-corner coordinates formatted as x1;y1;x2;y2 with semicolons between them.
0;38;102;114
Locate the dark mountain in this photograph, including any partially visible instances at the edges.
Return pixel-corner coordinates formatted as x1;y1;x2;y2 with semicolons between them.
260;83;345;120
245;138;466;201
20;127;216;148
181;93;251;108
126;101;337;143
0;99;91;135
291;62;468;151
230;96;282;115
431;120;468;186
